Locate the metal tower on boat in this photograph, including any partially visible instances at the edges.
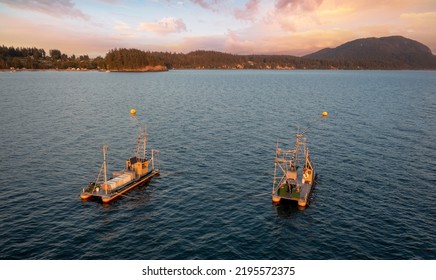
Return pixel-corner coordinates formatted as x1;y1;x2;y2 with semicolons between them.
272;128;316;207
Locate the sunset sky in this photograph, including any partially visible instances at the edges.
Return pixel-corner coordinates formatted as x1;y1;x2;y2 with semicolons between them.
1;0;435;57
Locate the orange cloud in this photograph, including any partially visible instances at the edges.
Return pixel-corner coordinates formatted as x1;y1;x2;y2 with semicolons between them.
400;11;436;29
400;11;436;53
211;24;358;55
279;29;357;54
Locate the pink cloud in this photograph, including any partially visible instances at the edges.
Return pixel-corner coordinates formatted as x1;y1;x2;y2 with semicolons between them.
189;0;220;12
275;0;323;12
96;0;122;3
0;0;90;20
269;0;324;32
234;0;261;21
138;17;187;34
224;30;257;53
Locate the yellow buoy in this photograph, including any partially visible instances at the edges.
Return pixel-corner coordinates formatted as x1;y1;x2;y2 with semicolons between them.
130;109;136;115
322;111;328;117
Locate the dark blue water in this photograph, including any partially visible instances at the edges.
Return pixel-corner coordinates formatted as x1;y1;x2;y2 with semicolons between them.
0;70;435;260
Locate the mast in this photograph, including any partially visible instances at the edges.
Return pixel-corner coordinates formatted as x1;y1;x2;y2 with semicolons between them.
294;131;300;167
294;128;308;169
103;144;108;184
273;141;278;193
130;113;147;160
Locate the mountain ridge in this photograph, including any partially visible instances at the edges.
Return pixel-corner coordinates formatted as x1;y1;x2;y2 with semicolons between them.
303;35;436;69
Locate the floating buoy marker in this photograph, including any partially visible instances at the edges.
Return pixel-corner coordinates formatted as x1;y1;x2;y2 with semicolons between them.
322;111;328;117
130;109;136;115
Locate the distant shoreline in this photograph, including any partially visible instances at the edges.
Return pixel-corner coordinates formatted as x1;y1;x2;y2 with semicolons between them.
3;37;436;71
0;68;168;73
2;68;436;73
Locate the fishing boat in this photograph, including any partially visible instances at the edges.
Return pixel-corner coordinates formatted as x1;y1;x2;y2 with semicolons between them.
80;110;159;203
272;129;316;207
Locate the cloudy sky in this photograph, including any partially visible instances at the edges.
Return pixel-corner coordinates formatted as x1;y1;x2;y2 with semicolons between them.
1;0;435;57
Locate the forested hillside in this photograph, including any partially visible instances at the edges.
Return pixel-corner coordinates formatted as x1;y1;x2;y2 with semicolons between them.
104;49;314;70
0;46;105;70
0;46;322;70
2;36;436;70
304;36;436;69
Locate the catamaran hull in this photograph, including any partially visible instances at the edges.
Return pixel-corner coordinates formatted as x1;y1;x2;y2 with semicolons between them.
272;173;317;207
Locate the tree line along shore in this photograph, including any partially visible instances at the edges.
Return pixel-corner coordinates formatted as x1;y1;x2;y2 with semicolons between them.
2;41;436;71
0;46;332;71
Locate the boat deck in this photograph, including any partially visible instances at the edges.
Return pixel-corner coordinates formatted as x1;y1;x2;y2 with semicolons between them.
277;183;312;200
275;181;314;207
81;169;159;203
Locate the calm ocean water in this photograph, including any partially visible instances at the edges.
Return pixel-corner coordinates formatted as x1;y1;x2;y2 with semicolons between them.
0;70;435;260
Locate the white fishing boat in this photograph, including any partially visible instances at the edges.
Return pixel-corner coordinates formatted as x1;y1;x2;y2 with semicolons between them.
80;110;159;203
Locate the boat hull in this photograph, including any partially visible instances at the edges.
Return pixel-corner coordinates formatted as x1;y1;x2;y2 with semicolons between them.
80;193;92;200
80;169;159;203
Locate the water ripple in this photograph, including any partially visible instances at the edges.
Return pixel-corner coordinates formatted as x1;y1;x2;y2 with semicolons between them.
0;70;435;259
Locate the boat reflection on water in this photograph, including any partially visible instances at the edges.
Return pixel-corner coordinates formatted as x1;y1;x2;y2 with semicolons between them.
274;201;301;217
